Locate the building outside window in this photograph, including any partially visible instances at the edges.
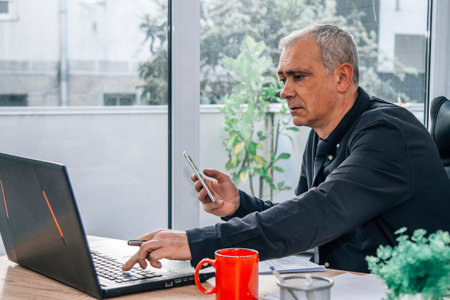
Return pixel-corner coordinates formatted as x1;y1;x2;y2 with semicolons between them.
0;94;27;106
0;0;17;21
104;93;136;106
0;0;169;256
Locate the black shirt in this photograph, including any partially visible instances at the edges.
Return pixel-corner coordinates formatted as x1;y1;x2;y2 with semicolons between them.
187;88;450;272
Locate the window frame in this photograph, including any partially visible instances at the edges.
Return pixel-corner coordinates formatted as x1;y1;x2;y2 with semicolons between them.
428;0;449;128
168;0;445;229
0;0;17;21
169;0;201;230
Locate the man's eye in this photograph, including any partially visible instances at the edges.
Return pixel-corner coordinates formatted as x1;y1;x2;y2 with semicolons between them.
279;79;286;84
294;75;304;80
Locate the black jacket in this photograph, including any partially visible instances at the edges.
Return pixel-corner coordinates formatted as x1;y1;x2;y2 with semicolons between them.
187;88;450;272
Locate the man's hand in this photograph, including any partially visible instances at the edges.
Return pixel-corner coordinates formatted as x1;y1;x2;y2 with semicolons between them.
191;168;240;217
122;229;191;270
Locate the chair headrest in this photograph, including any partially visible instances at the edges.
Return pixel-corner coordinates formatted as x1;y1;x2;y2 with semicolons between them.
430;96;450;161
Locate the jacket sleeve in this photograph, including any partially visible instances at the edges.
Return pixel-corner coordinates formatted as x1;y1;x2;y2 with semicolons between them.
221;190;277;221
187;120;413;266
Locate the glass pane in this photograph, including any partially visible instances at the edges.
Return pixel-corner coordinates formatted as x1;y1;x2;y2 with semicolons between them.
0;94;27;106
0;0;169;255
377;0;428;122
0;2;8;14
199;0;428;226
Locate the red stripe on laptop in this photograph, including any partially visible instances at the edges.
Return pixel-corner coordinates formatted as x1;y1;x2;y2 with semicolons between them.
42;190;64;239
0;180;8;219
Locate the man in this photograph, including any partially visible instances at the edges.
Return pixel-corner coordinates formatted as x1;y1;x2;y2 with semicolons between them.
123;24;450;273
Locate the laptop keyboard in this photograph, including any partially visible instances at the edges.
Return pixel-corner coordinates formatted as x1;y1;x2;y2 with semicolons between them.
91;250;163;283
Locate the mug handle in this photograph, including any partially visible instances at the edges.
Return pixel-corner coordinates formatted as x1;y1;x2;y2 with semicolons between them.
194;258;217;295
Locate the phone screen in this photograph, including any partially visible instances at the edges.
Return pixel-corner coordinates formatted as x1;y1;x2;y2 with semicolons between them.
183;151;216;203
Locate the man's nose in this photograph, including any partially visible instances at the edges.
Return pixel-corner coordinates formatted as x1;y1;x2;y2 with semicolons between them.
280;81;295;99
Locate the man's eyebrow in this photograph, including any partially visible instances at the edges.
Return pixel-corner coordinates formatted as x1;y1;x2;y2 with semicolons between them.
277;69;310;76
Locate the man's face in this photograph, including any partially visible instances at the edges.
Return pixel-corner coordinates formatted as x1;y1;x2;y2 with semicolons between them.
277;37;340;129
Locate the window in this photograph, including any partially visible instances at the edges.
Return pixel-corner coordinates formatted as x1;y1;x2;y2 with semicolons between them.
0;94;27;106
0;1;162;107
104;93;136;106
395;34;426;73
198;0;430;227
0;0;169;254
0;0;17;21
377;0;428;121
0;0;443;255
0;2;8;13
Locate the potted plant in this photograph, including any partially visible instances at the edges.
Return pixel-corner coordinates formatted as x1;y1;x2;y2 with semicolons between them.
366;227;450;300
219;36;298;200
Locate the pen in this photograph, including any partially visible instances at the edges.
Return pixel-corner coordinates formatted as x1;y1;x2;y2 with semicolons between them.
270;265;285;283
127;239;144;246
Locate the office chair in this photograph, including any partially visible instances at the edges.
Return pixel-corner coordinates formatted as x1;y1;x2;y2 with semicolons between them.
430;96;450;179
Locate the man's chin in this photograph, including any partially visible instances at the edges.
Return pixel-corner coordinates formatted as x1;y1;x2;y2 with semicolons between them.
291;117;306;127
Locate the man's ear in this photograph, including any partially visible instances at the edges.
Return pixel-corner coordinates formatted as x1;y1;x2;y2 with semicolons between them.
335;63;354;93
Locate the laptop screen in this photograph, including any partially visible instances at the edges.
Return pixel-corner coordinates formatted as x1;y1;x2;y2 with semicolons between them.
0;153;102;298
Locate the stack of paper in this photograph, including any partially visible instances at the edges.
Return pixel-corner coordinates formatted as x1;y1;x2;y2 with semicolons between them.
259;255;326;274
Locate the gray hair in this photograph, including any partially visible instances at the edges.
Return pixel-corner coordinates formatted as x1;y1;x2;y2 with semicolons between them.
279;24;359;84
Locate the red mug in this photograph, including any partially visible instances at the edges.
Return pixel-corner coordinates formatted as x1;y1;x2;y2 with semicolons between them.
194;248;259;299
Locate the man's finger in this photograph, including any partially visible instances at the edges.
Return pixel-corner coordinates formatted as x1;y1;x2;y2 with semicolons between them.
148;250;163;268
122;239;163;270
138;228;164;241
122;254;140;271
203;168;228;181
190;173;198;182
137;257;148;269
198;188;210;203
203;200;224;213
194;180;203;193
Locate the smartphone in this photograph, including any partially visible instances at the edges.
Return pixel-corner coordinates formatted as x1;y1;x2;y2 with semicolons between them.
183;151;217;203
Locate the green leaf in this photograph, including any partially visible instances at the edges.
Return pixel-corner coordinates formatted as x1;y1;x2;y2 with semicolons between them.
395;227;408;235
234;141;245;155
276;153;291;160
257;131;264;138
273;166;284;173
252;154;266;166
230;155;238;167
240;169;249;182
412;229;427;242
227;132;238;149
284;133;295;145
276;181;291;191
248;141;257;155
232;174;241;185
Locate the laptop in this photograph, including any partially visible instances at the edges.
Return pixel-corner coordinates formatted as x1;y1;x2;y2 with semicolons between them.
0;152;214;299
